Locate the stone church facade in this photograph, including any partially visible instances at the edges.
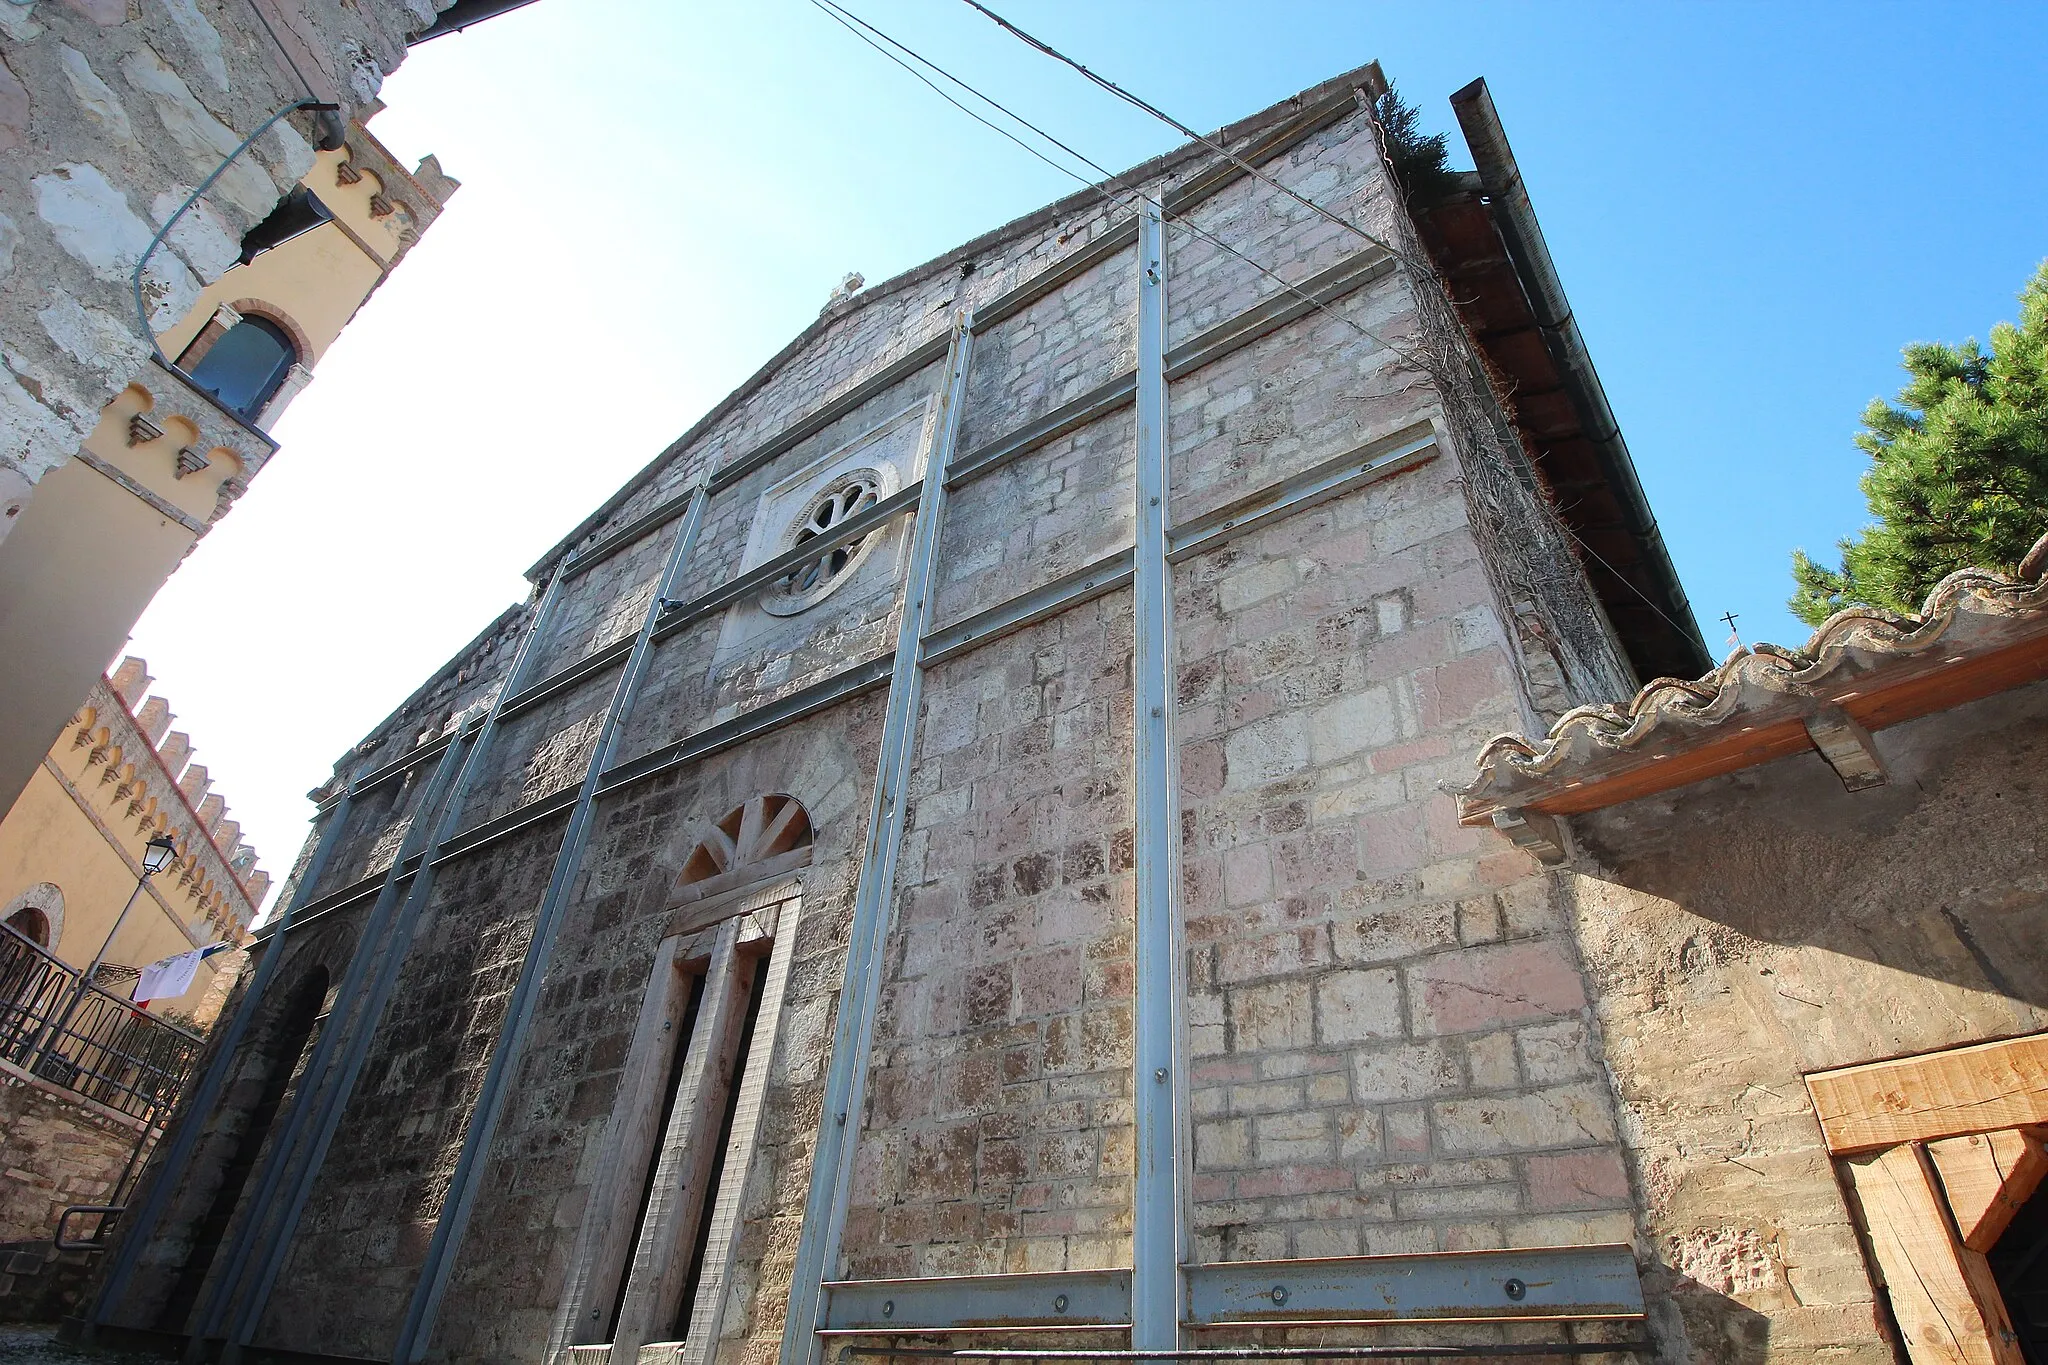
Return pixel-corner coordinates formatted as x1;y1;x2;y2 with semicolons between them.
90;60;1995;1365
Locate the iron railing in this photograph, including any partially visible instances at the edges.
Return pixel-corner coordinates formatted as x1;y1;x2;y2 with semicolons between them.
0;924;206;1128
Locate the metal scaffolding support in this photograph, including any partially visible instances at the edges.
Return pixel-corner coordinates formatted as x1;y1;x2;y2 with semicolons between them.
80;768;365;1345
205;568;576;1363
781;315;976;1365
104;83;1664;1363
1130;200;1187;1355
393;483;713;1363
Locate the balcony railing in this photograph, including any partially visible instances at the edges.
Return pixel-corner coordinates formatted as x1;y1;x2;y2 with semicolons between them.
0;923;206;1128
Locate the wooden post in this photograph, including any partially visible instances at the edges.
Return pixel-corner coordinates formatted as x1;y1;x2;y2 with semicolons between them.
549;934;694;1352
1845;1142;2023;1365
1927;1129;2048;1253
610;920;752;1362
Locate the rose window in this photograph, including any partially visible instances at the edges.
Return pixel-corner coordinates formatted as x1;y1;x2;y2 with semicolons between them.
762;470;883;615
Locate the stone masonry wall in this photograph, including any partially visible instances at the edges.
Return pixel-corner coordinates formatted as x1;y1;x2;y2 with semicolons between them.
0;0;450;530
847;591;1139;1281
1176;437;1633;1263
0;1065;142;1244
1567;679;2048;1363
116;71;1661;1365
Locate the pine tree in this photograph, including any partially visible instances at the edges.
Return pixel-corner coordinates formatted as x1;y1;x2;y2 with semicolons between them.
1790;262;2048;626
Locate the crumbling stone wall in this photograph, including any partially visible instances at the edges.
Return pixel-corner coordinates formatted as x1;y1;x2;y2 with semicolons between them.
1567;680;2048;1361
0;0;452;532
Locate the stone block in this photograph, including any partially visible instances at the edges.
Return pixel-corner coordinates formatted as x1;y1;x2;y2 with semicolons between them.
1433;1084;1618;1156
1313;967;1402;1044
1230;980;1314;1052
1405;941;1588;1036
1525;1149;1632;1212
1352;1041;1464;1104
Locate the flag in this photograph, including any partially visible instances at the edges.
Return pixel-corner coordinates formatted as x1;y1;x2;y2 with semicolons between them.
134;942;232;1007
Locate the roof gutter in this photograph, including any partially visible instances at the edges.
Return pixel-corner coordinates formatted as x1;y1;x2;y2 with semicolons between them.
1448;78;1709;675
409;0;542;43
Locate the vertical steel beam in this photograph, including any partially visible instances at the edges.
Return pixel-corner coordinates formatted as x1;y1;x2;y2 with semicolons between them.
206;568;575;1361
81;772;364;1343
780;316;974;1365
195;725;477;1362
1130;202;1187;1352
394;483;712;1364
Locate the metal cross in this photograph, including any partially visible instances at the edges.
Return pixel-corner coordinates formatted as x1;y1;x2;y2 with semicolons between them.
1720;610;1742;649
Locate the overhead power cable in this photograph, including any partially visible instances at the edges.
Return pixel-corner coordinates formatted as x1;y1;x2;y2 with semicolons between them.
954;0;1428;275
821;0;1692;658
805;0;1432;372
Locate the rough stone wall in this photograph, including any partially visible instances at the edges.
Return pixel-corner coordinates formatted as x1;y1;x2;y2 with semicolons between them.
258;813;577;1357
101;916;352;1331
0;1067;142;1243
1176;435;1633;1262
109;72;1665;1365
847;592;1139;1280
0;0;451;531
1567;679;2048;1361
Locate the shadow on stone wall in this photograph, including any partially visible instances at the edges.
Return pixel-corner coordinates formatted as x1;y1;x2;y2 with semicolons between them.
1573;681;2048;1012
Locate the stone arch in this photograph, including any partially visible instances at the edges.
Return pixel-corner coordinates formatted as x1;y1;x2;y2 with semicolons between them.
673;794;813;907
3;883;64;949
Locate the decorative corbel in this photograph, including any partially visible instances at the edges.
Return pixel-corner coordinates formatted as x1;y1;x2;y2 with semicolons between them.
128;414;165;447
174;447;211;479
1491;806;1569;865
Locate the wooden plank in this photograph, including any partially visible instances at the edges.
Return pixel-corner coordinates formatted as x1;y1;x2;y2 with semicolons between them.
1844;1143;2023;1365
548;936;694;1353
1808;1034;2048;1154
1929;1129;2048;1253
610;921;752;1363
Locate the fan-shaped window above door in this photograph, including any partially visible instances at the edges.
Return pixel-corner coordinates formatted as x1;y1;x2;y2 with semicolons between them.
670;795;812;929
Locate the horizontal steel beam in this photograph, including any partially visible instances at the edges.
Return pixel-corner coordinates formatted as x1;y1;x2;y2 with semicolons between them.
1185;1246;1644;1325
967;90;1358;337
948;248;1392;493
561;493;694;580
949;375;1138;488
820;1270;1133;1334
295;427;1437;920
657;482;923;634
495;638;634;723
921;550;1136;668
841;1345;1652;1360
1162;251;1396;383
1168;424;1437;564
813;1246;1640;1336
1160;92;1360;220
974;222;1141;335
596;651;897;799
709;336;953;496
430;785;580;866
313;731;454;814
527;97;1374;595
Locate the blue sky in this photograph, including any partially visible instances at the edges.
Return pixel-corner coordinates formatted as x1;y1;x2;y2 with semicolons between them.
128;1;2047;902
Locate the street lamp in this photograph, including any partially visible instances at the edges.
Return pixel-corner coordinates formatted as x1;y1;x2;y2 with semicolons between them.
139;833;177;878
28;833;179;1069
85;833;178;988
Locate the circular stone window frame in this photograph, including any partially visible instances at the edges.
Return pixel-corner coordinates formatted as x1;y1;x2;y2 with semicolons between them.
759;464;897;617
